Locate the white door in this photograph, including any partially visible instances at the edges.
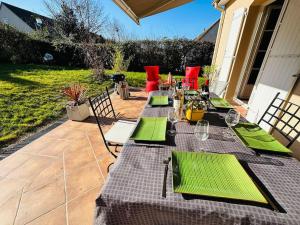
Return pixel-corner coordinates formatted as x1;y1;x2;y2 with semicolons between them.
217;8;246;95
247;0;300;131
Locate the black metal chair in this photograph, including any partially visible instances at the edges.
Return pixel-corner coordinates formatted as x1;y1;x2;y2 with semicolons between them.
89;87;136;158
258;92;300;148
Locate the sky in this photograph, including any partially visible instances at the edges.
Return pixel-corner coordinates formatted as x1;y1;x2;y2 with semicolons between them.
1;0;220;40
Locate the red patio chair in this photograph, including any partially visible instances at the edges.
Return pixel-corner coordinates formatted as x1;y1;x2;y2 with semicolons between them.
144;66;160;92
182;66;201;90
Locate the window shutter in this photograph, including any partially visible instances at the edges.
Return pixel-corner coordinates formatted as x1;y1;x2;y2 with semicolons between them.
218;8;246;83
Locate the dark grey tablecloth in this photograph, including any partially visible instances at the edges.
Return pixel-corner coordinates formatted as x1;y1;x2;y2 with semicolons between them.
94;91;300;225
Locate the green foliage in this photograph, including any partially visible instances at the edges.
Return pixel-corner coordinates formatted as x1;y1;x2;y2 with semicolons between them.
0;63;205;147
121;39;215;74
112;46;132;72
202;65;217;75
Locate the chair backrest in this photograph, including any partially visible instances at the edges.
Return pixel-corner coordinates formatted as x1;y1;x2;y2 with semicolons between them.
89;87;117;158
144;66;159;81
185;66;200;90
89;87;116;127
258;92;300;148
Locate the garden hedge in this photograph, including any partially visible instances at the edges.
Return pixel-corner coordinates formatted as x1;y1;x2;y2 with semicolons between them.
0;23;214;74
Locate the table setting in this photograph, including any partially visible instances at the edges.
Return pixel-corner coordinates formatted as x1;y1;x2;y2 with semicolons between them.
94;85;300;225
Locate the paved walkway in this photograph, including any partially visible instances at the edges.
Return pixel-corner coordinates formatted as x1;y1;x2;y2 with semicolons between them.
0;89;147;225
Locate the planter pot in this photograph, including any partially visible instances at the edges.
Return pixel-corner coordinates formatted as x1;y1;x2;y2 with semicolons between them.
186;108;205;122
66;103;90;121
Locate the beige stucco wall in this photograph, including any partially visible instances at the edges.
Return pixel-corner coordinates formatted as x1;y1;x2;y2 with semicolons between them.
213;0;300;155
213;0;255;67
213;0;271;100
0;4;33;33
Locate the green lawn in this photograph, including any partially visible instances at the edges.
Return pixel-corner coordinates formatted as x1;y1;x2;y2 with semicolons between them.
0;63;205;147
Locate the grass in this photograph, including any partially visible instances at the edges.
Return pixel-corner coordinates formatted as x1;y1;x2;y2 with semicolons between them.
0;63;205;147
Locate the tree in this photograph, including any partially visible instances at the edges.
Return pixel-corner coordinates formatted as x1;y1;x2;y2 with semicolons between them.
44;0;108;80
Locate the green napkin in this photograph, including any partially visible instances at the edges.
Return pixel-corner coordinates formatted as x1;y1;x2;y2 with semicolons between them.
233;123;292;154
172;151;268;204
149;96;169;106
210;98;233;109
130;117;167;141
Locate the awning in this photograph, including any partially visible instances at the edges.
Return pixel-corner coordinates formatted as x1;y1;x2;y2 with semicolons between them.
113;0;193;25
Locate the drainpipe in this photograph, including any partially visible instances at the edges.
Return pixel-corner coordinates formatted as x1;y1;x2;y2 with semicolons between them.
211;0;225;65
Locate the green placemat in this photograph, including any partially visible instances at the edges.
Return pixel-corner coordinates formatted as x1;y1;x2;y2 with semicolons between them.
130;117;167;141
172;151;268;204
232;123;292;154
149;96;169;106
184;90;199;96
210;98;233;109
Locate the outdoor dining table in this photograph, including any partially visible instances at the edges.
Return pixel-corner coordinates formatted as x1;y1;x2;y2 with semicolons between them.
94;91;300;225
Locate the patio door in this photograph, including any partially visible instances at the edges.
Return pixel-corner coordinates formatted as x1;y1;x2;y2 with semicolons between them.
247;0;300;131
217;8;246;94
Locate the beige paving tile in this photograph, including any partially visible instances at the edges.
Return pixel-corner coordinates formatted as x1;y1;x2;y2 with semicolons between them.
67;187;101;225
66;162;103;201
26;204;66;225
63;145;95;175
6;155;55;182
0;153;31;177
20;137;71;158
14;176;65;225
97;153;116;179
0;190;22;225
46;125;87;140
23;158;64;193
0;177;28;205
86;132;108;159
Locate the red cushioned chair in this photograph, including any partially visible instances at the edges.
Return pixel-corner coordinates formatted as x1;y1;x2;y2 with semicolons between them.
144;66;160;92
182;66;201;90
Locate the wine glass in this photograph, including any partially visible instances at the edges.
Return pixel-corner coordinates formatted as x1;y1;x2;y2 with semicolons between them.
194;120;209;152
224;109;240;138
168;108;179;136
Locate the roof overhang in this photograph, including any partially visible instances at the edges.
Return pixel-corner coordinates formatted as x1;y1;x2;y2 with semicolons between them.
113;0;193;25
217;0;231;6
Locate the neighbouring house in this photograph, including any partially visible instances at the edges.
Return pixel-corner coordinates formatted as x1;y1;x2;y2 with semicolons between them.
0;2;53;33
212;0;299;155
195;19;220;43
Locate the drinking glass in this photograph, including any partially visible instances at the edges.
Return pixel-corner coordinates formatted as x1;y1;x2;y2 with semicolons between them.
194;120;209;151
224;109;240;137
168;108;179;136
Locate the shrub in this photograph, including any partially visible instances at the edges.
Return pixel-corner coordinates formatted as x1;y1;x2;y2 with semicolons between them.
0;23;214;73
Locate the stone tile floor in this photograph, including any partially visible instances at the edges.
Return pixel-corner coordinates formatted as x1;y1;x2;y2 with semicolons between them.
0;88;148;225
0;88;247;225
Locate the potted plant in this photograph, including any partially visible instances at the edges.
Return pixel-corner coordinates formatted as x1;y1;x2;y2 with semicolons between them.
185;99;206;122
202;65;217;84
63;84;90;121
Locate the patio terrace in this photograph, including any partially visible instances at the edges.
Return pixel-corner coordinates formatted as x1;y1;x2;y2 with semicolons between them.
0;88;246;225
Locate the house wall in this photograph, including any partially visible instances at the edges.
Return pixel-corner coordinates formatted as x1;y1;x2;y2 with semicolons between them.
213;0;274;99
213;0;255;67
0;3;33;33
213;0;300;157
